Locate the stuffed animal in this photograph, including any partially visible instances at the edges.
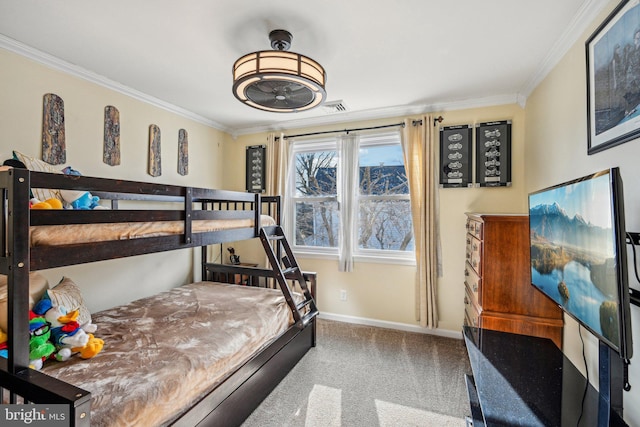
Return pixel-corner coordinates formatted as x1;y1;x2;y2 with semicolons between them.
32;298;103;359
30;198;63;209
72;333;104;359
28;312;61;370
0;328;7;359
0;314;76;369
60;189;104;210
62;166;82;176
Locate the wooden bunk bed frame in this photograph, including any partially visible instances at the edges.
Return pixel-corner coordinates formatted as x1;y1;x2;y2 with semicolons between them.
0;167;318;426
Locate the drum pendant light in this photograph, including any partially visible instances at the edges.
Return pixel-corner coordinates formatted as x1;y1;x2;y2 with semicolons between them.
232;29;327;112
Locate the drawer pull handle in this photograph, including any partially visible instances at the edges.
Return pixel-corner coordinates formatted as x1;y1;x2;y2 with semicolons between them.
465;269;469;276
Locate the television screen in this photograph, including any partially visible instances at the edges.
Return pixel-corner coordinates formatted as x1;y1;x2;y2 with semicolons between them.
529;168;632;359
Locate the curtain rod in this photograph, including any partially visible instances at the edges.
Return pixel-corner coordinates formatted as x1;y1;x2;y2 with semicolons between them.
276;116;443;140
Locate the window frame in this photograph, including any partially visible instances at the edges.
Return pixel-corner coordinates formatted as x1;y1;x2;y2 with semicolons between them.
286;132;415;265
352;132;414;263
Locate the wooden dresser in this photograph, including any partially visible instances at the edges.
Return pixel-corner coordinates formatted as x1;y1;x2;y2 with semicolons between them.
463;213;563;348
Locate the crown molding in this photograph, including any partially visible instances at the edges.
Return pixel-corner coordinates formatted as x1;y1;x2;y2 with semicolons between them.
0;34;231;133
519;0;611;98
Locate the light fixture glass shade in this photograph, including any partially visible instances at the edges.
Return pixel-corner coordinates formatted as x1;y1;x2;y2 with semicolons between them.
232;50;327;112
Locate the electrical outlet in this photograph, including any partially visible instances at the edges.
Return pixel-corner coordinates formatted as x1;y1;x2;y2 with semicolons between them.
627;232;640;246
340;290;347;301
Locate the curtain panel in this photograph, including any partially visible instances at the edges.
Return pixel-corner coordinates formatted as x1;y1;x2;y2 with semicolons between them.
266;132;290;231
401;116;440;328
338;133;359;272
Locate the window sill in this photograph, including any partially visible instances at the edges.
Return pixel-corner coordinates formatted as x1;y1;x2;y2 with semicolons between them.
293;251;416;266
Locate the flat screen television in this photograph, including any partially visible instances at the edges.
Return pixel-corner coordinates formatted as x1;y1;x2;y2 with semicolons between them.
529;167;632;360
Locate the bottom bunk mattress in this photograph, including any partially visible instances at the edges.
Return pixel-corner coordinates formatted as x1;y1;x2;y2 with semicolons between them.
40;281;300;426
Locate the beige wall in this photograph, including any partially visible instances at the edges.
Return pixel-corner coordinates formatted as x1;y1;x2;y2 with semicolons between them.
225;104;526;334
0;48;230;313
525;1;640;424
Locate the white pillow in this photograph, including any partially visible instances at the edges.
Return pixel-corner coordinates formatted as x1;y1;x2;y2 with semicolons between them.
12;150;63;203
46;277;92;326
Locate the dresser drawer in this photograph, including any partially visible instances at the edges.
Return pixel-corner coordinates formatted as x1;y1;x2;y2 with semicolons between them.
464;262;481;303
464;285;480;328
466;234;482;275
466;218;483;240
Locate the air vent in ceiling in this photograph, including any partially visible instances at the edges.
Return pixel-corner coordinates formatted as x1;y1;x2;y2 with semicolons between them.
322;100;349;114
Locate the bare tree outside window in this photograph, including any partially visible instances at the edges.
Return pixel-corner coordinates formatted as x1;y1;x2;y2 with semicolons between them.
294;151;339;247
358;144;414;252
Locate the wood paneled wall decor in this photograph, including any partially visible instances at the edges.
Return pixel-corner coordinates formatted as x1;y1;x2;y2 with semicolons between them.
42;93;66;165
178;129;188;176
103;106;121;166
148;124;161;177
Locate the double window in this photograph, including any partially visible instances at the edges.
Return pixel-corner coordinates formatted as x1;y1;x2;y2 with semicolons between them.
287;131;414;263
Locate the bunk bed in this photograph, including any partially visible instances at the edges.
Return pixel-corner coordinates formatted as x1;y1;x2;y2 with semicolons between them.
0;167;318;426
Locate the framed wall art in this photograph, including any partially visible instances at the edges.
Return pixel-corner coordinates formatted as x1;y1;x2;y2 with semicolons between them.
587;0;640;154
475;121;511;187
246;145;266;193
439;125;472;188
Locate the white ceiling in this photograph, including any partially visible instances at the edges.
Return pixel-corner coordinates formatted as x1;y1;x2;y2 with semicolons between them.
0;0;609;136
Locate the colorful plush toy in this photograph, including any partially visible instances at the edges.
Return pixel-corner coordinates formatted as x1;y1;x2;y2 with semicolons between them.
32;298;103;360
60;189;105;210
0;315;60;370
28;312;60;370
72;333;104;359
30;198;63;209
0;329;7;359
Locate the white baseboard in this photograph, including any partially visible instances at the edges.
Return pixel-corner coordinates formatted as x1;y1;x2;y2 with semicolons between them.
318;312;462;340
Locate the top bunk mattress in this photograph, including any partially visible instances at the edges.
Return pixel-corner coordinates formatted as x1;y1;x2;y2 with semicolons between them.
39;281;300;427
29;215;276;247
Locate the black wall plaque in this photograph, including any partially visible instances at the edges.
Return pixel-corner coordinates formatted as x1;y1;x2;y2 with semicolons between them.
439;125;473;188
475;121;512;187
246;145;266;193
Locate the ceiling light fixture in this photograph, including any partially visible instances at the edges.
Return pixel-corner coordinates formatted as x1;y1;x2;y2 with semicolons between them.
232;29;327;113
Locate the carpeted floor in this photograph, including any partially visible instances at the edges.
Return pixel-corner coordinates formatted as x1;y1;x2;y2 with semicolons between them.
242;319;471;426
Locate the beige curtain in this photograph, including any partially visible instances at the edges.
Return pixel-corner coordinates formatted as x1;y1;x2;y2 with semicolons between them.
401;116;440;328
265;132;289;197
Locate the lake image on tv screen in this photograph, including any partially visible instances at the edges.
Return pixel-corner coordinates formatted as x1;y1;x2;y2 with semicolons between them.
529;173;620;348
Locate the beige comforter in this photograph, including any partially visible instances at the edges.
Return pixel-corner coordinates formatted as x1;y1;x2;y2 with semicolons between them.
41;282;298;427
30;215;276;247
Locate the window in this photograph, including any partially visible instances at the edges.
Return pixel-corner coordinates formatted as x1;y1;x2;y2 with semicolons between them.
287;131;414;263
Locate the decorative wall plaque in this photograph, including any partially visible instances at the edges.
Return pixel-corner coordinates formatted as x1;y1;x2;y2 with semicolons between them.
103;106;121;166
148;124;161;177
246;145;266;193
439;125;472;188
475;120;512;187
42;93;66;165
178;128;188;176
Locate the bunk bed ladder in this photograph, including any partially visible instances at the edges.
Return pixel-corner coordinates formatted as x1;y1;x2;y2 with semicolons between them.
259;226;318;329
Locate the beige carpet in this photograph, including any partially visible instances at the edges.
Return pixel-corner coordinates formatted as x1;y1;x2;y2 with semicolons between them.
242;319;470;426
